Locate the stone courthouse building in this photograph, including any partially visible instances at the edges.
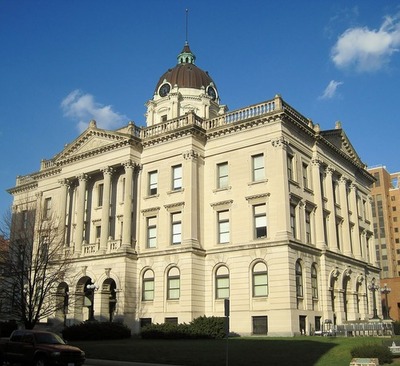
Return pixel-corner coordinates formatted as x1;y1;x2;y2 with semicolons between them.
8;42;381;336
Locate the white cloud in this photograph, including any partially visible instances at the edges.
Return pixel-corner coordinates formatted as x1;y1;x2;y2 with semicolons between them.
61;89;127;132
319;80;343;100
331;14;400;72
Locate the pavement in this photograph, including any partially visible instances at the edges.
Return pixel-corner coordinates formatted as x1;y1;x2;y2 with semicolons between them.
86;359;182;366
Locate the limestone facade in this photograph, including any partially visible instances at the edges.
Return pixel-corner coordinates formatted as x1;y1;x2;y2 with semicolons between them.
8;44;380;336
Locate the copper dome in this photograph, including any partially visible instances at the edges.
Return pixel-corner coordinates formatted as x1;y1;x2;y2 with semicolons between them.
154;43;217;93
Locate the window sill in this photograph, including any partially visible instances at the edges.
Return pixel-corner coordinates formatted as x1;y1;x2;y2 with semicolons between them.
144;194;160;200
213;186;231;193
167;188;184;195
248;179;268;186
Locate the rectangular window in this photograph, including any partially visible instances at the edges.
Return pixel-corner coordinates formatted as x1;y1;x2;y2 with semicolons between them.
171;212;182;245
147;217;157;248
21;210;28;230
172;165;182;190
302;163;309;189
252;316;268;335
143;279;154;301
217;162;229;189
305;210;312;244
161;114;167;122
216;275;229;299
98;183;104;207
287;154;294;181
149;171;158;195
218;210;230;243
290;204;297;239
374;172;380;187
44;197;52;219
167;277;180;300
254;204;267;238
140;318;152;328
95;226;101;241
165;317;178;325
252;154;265;182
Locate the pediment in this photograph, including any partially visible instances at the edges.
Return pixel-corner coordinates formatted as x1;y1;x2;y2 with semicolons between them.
54;127;129;163
321;129;363;166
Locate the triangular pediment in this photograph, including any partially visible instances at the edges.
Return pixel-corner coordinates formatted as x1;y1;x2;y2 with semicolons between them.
320;128;363;166
54;126;130;163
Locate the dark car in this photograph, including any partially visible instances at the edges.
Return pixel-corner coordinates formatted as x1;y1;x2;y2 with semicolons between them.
0;329;85;366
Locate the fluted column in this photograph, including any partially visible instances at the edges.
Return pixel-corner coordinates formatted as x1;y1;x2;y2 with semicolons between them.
100;167;113;253
311;158;326;249
182;149;199;247
59;179;69;247
349;183;362;259
122;161;134;247
75;174;88;255
338;177;352;256
325;166;338;251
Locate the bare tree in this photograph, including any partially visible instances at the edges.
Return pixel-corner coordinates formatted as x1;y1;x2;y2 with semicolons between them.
0;198;72;329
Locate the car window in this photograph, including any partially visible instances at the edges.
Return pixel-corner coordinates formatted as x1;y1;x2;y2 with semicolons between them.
34;333;65;345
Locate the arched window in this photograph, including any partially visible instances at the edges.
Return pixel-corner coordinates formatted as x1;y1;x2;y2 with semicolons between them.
295;260;303;298
311;264;318;299
252;262;268;297
142;269;155;301
215;266;229;299
167;267;180;300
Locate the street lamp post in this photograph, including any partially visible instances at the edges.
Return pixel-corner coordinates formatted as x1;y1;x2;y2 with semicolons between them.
368;278;379;319
381;283;391;320
86;282;98;321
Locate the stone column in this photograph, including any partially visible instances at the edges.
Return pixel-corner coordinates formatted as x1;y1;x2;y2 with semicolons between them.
311;158;326;249
59;179;69;247
338;177;352;256
182;149;199;247
122;161;134;248
325;166;338;252
271;137;291;240
349;183;362;259
74;174;88;255
100;167;113;253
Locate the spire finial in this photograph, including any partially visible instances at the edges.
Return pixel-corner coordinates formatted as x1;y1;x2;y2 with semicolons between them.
185;9;189;44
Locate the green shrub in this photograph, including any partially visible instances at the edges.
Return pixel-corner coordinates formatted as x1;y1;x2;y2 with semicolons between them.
350;343;393;365
141;323;191;339
189;316;226;339
62;321;131;341
141;316;225;339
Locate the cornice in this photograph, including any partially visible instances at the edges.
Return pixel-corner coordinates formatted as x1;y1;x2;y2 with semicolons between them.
56;139;140;167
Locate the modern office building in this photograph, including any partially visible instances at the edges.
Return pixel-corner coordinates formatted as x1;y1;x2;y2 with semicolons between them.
368;166;400;320
7;42;380;336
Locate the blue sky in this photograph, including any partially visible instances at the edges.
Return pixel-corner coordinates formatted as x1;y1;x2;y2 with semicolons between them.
1;0;400;218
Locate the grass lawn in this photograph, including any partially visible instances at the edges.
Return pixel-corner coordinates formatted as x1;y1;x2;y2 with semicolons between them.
71;336;400;366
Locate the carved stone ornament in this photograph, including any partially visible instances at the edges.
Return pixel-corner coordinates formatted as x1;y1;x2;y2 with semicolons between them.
271;136;288;148
331;267;340;279
183;149;199;160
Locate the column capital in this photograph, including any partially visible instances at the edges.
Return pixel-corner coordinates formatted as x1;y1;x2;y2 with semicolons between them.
77;173;89;182
311;157;322;167
123;160;141;171
58;178;70;187
271;136;288;148
339;176;348;186
183;149;199;160
325;165;334;176
101;166;114;176
35;191;43;199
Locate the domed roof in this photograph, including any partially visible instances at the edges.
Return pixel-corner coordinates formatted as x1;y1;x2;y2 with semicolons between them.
154;43;217;93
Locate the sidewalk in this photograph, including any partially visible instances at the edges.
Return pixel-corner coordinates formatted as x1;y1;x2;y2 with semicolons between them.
86;359;183;366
